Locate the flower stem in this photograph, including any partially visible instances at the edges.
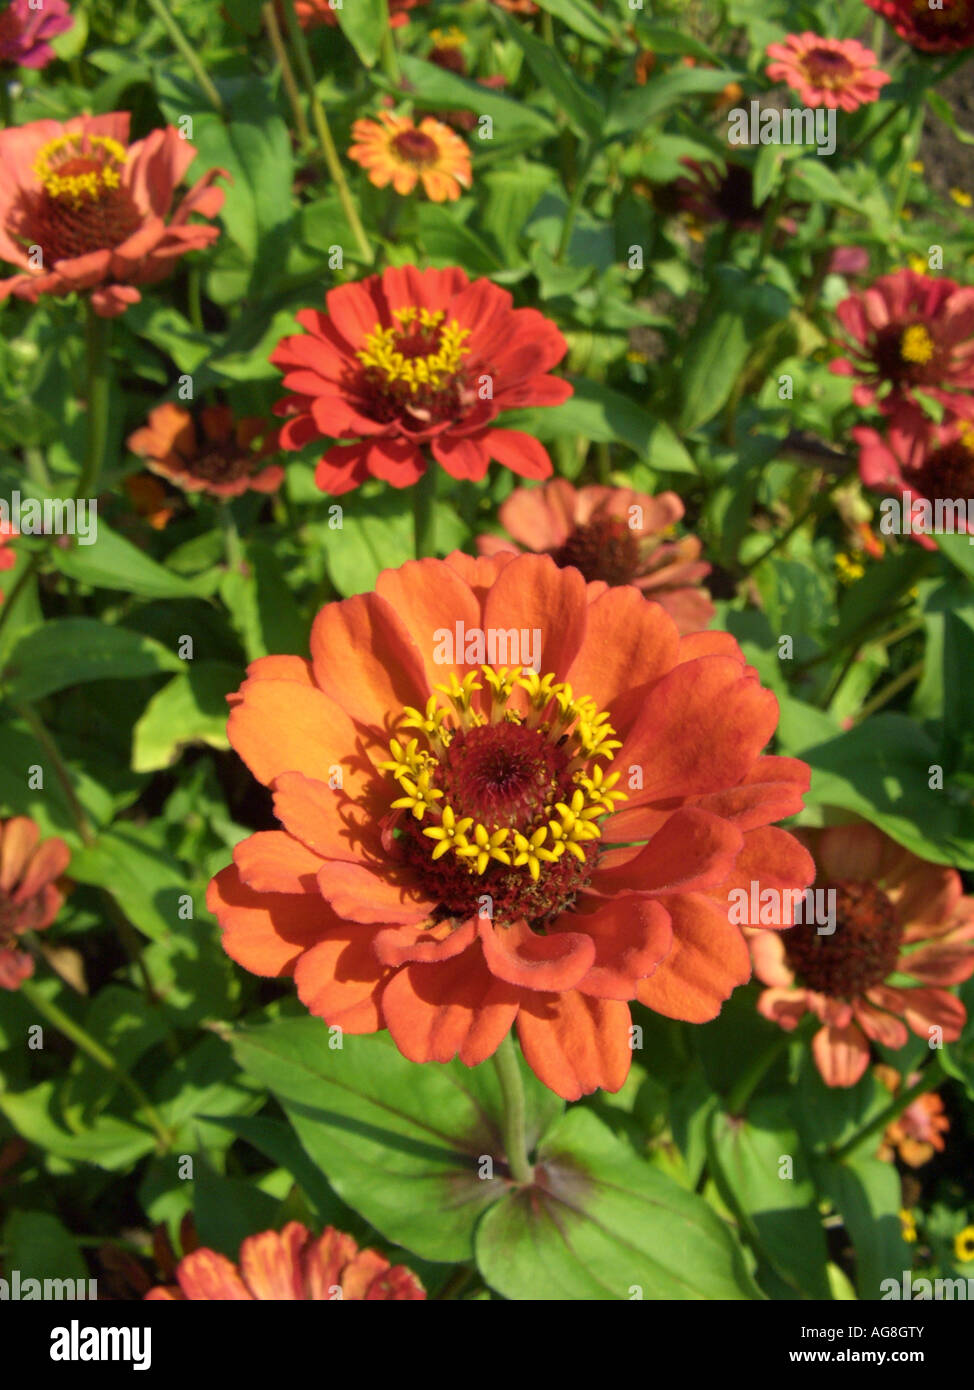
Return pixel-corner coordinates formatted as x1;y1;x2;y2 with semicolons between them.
19;978;174;1152
219;501;245;573
412;459;438;559
14;703;95;847
379;23;400;86
262;1;311;149
146;0;225;113
752;166;790;274
854;660;923;722
727;1029;794;1116
281;0;373;264
492;1032;534;1185
829;1057;945;1163
77;303;112;503
555;148;594;263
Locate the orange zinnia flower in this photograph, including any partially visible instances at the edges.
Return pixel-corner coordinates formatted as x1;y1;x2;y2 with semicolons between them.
127;403;284;499
270;265;572;494
476;480;715;634
0;113;227;316
145;1222;425;1300
348;113;472;202
875;1065;950;1167
751;825;974;1086
765;34;890;111
0;816;70;990
296;0;428;28
208;552;813;1100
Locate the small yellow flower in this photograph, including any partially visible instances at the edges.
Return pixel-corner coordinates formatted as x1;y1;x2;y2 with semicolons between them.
626;349;648;365
954;1226;974;1262
900;1209;918;1243
907;254;928;274
835;552;865;585
908;159;924;174
949;188;973;208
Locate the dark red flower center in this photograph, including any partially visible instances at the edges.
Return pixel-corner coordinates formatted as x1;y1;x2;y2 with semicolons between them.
549;515;642;586
17;134;143;266
913;428;974;502
187;446;262;484
872;320;941;387
783;879;903;997
802;46;856;83
392;128;440;168
355;306;474;431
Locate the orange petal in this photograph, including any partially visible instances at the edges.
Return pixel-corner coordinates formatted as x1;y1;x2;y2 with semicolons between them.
478;915;596;992
309;591;429;733
812;1022;870;1087
233;830;324;893
380;948;520;1066
591;807;743;897
565;897;672;1000
563;585;680;736
206;864;331;977
481;553;588;680
272;771;384;864
175;1248;254;1300
375;557;483;692
228;679;375;792
316;859;434;926
516;992;632;1100
292;926;389;1033
636;892;751;1022
237;1225;309;1299
373;917;477;967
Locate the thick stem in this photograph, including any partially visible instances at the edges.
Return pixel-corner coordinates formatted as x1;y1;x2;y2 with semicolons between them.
77;303;112;504
492;1032;534;1185
854;660;923;722
19;979;173;1152
412;459;438;559
830;1058;945;1163
146;0;225;112
263;1;311;148
281;0;373;264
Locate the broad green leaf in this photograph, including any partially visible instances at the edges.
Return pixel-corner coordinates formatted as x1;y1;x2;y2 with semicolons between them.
48;520;206;600
709;1098;831;1299
2;618;182;702
335;0;387;66
228;1020;562;1262
131;662;238;773
0;1081;155;1170
496;11;605;139
69;824;191;942
533;0;618;45
813;1155;908;1300
476;1107;760;1300
397;57;557;144
3;1211;88;1286
606;66;742;137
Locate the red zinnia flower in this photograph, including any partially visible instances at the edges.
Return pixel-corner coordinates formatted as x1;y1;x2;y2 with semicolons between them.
296;0;428;28
0;113;227;317
127;403;284;499
765;33;890;110
853;414;974;550
673;159;771;234
831;270;974;435
751;824;974;1086
145;1222;425;1300
875;1064;950;1167
0;816;70;990
864;0;974;53
208;551;813;1100
0;0;73;68
476;480;715;634
270;266;572;495
0;521;17;602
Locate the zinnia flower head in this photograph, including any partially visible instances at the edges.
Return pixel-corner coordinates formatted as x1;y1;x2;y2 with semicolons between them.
0;816;70;990
864;0;974;52
208;551;813;1100
476;480;715;634
0;113;227;317
831;270;974;436
0;0;72;68
875;1064;949;1167
765;33;890;110
347;113;472;202
145;1222;425;1300
0;520;17;601
270;266;572;495
127;403;284;499
673;159;767;233
956;1227;974;1262
853;414;974;550
751;823;974;1086
295;0;428;28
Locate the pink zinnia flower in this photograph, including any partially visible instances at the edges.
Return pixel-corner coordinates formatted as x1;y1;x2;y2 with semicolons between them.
0;816;70;990
765;33;890;110
476;479;715;634
0;113;227;317
751;825;974;1087
0;0;73;69
853;414;974;550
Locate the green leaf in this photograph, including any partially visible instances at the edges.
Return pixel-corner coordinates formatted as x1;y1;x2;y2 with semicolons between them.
335;0;387;66
496;11;605;139
2;1211;88;1286
708;1098;831;1299
0;1081;155;1170
813;1154;908;1300
926;88;974;146
228;1020;562;1262
415;203;505;276
606;66;742;137
678;270;790;432
48;520;206;600
68;824;191;942
325;497;414;596
476;1107;760;1300
397;57;557;145
532;0;618;45
2;618;182;702
131;661;237;773
501;377;696;471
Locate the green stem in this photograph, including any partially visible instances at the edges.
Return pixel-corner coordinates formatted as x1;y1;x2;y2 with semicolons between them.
263;1;311;149
77;303;112;503
854;660;923;721
379;23;400;86
14;703;95;846
19;979;173;1152
0;552;41;648
555;149;594;263
892;101;925;222
282;0;373;264
412;459;437;559
727;1026;800;1116
219;502;245;573
752;167;789;274
492;1032;534;1185
830;1058;945;1163
146;0;225;112
0;81;11;129
801;206;839;317
187;265;204;332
